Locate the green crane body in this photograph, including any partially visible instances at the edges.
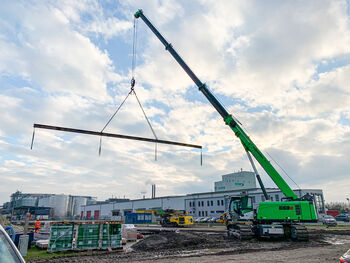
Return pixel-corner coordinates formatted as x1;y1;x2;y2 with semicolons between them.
135;9;317;223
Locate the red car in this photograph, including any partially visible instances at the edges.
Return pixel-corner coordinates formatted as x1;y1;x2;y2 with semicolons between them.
340;249;350;262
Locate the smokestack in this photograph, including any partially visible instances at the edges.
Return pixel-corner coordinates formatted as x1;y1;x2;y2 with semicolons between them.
151;184;156;199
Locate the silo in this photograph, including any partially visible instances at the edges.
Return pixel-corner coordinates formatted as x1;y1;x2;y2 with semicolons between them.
51;195;69;218
72;197;88;217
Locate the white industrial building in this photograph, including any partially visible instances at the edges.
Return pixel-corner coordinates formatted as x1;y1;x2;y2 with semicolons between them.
2;191;95;219
81;187;325;220
81;170;325;220
214;171;257;191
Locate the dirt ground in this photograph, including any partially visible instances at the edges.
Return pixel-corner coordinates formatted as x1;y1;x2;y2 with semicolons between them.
28;229;350;263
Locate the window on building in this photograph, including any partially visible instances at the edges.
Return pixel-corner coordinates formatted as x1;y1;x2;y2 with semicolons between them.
270;196;273;201
201;201;204;206
205;211;208;216
217;200;220;206
261;195;265;202
275;194;279;201
207;200;210;206
211;211;214;214
198;201;200;207
251;196;256;203
221;200;224;206
211;200;213;206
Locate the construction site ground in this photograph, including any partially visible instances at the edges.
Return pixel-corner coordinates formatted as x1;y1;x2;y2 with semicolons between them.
26;225;350;263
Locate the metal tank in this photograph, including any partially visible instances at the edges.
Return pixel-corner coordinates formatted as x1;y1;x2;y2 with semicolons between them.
50;195;69;218
71;197;88;217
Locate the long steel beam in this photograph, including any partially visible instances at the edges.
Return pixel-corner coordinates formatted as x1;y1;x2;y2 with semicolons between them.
33;124;202;149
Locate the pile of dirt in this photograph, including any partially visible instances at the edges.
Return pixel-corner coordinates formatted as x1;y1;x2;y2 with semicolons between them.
132;231;240;252
132;229;334;253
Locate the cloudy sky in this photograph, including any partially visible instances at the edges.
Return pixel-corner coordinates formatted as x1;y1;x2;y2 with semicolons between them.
0;0;350;204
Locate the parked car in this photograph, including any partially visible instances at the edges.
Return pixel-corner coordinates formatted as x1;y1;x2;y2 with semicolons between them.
335;214;350;222
194;217;203;223
0;225;25;263
322;215;337;226
200;217;211;223
340;249;350;262
208;217;217;223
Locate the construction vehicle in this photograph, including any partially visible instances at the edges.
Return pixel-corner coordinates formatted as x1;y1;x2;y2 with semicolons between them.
159;209;194;227
134;9;318;241
136;209;193;227
217;212;228;224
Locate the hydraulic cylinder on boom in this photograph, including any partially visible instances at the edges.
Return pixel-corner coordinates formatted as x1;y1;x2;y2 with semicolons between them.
135;9;317;241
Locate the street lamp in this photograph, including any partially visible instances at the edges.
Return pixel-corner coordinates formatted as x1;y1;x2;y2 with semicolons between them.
346;198;350;210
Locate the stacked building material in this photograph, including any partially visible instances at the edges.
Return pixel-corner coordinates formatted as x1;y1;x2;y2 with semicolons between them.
76;224;100;250
102;224;122;249
48;225;73;252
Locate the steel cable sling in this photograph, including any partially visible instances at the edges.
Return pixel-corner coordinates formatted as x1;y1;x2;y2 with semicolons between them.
31;17;202;163
98;17;159;159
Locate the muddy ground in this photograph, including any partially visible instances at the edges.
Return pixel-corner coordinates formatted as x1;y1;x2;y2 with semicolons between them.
28;229;350;263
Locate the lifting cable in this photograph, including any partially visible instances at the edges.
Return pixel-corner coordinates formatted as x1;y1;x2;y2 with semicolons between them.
30;17;203;164
99;17;160;160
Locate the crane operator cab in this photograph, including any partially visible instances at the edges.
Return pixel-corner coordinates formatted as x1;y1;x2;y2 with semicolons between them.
228;195;255;221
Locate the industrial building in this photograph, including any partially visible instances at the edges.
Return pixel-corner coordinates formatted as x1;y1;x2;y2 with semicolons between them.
214;171;257;191
1;191;95;220
81;170;325;220
81;187;325;220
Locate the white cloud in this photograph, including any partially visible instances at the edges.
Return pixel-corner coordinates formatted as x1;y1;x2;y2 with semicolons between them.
0;0;350;204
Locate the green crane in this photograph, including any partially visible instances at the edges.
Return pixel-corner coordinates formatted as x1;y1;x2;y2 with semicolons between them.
135;9;317;241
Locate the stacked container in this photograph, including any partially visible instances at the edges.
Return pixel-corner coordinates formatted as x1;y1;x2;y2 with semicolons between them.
76;224;100;250
102;224;122;249
48;222;122;252
48;225;74;252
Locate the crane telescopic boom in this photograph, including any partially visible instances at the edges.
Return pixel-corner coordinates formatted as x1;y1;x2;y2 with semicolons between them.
135;9;298;200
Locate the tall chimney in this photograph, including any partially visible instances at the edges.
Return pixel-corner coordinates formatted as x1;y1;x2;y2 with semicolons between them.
151;184;156;198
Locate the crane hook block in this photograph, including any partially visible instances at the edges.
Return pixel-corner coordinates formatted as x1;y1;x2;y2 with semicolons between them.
131;77;135;88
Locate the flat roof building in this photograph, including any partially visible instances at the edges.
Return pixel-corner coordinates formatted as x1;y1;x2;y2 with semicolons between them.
214;171;257;192
81;187;325;220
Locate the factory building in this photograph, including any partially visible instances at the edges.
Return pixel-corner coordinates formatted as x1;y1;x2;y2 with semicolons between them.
2;191;95;220
81;188;325;220
214;171;257;191
81;170;325;220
